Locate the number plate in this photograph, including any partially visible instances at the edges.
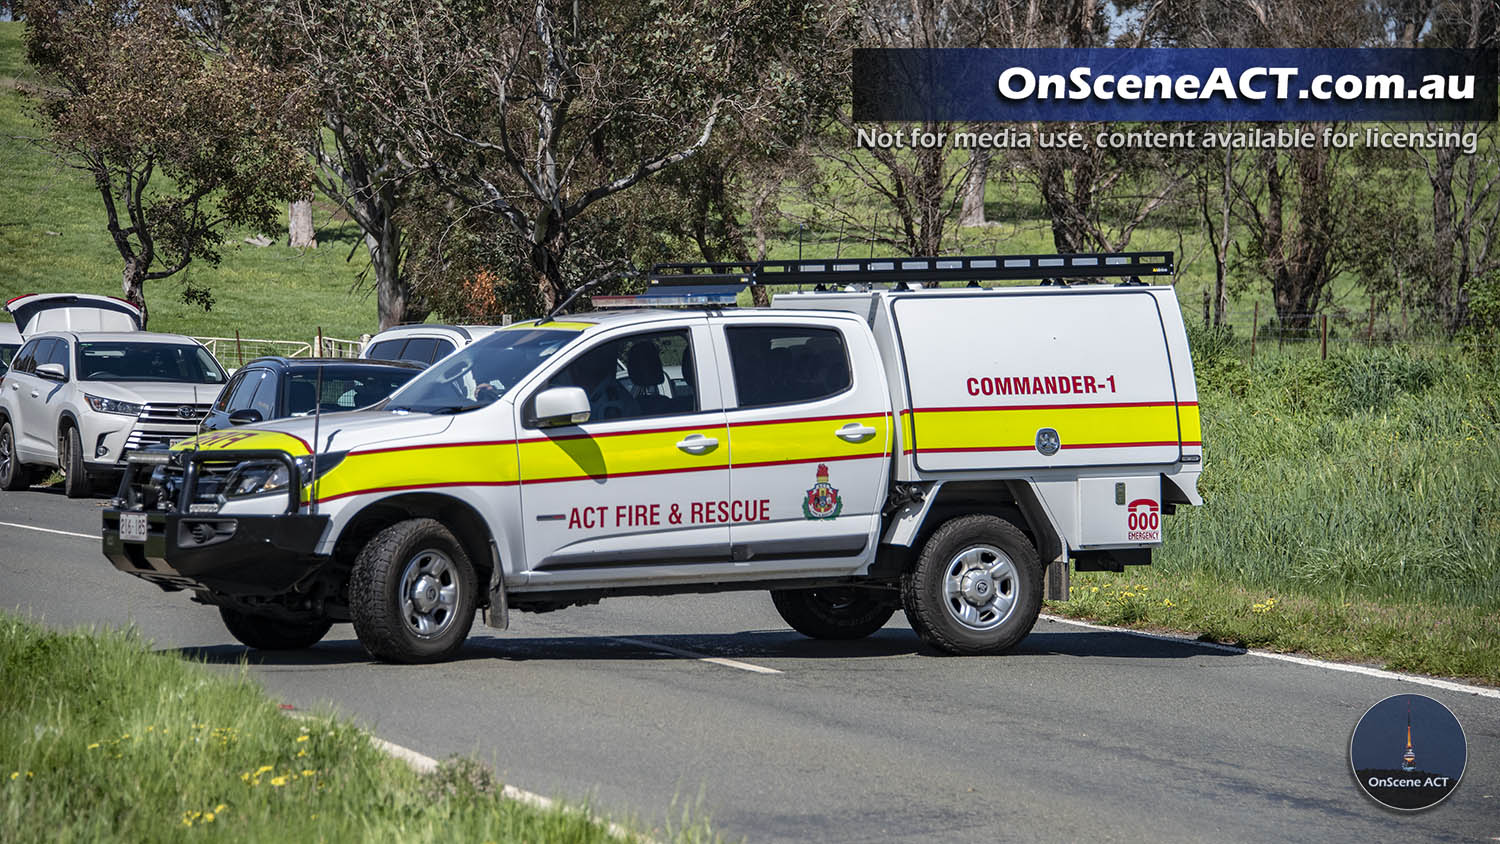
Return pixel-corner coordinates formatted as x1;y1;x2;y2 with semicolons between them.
119;512;148;543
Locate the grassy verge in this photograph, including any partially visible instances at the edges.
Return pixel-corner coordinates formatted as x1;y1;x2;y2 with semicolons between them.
1049;341;1500;686
0;614;712;843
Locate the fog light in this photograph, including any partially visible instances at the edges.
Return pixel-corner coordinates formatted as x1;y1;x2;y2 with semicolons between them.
95;444;109;458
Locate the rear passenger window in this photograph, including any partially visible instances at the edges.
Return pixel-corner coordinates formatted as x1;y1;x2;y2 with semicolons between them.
430;339;456;361
400;337;438;364
365;339;407;361
726;326;851;409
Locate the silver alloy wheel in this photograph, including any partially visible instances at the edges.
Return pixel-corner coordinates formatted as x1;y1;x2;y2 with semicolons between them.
941;543;1018;631
0;426;12;483
398;549;460;639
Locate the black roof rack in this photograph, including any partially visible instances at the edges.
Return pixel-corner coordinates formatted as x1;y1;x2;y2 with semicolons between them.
644;251;1173;293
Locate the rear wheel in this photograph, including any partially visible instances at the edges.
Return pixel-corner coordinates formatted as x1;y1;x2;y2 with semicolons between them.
62;426;94;498
0;421;35;491
219;607;332;650
902;514;1042;655
771;587;896;640
349;518;477;663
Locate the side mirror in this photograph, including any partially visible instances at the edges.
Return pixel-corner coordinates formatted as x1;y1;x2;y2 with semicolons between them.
35;362;65;381
228;408;263;426
531;386;590;428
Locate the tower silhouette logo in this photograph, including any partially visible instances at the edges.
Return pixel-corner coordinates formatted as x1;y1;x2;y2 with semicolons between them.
1350;693;1466;811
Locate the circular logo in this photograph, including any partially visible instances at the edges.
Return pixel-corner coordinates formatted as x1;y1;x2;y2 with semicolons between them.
1350;693;1466;811
1035;427;1060;456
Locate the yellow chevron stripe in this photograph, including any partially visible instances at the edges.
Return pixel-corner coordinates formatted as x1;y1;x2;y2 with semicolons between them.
1178;403;1202;443
911;405;1182;451
314;443;521;501
172;430;312;456
516;426;731;482
728;414;891;465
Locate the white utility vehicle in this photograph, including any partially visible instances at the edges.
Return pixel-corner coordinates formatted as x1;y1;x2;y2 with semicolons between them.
103;253;1202;662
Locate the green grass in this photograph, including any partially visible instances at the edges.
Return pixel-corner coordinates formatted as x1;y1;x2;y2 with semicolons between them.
0;613;715;843
1049;341;1500;685
0;22;381;343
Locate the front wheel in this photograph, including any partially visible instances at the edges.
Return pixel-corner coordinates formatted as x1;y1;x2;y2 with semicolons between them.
62;426;94;499
902;514;1042;655
219;607;332;650
349;518;477;663
770;587;896;640
0;421;35;491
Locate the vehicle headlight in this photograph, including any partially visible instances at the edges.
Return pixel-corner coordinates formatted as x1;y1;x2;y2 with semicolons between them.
85;394;143;416
222;454;344;499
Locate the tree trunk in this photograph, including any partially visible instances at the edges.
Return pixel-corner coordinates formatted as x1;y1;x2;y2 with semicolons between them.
369;222;421;330
288;197;317;249
1429;143;1459;329
958;147;991;228
121;259;149;329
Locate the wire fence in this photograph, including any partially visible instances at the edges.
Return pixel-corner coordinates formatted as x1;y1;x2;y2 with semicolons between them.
193;333;367;370
1190;301;1494;359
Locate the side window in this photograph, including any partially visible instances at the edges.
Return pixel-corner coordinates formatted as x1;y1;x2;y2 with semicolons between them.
214;371;248;411
10;339;40;374
225;371;268;412
42;339;71;377
365;339;407;361
247;371;279;418
429;339;456;362
725;326;851;409
400;337;438;364
538;330;695;424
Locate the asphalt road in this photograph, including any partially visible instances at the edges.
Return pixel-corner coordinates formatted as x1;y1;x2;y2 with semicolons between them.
3;488;1497;842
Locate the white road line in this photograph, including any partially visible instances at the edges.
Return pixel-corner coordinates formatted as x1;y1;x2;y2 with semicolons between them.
369;735;647;842
609;635;783;675
0;520;95;541
1039;613;1500;700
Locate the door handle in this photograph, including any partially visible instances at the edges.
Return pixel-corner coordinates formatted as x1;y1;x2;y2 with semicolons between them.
676;434;719;454
835;423;877;442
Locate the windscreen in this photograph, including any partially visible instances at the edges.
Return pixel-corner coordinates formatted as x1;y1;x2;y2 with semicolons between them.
284;366;420;415
385;329;580;413
77;342;226;384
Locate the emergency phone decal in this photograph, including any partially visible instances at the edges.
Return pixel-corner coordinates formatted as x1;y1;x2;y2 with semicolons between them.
1126;498;1160;542
803;464;843;520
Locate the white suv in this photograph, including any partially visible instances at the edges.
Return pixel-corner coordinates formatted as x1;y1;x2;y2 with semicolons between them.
0;331;227;497
360;324;506;367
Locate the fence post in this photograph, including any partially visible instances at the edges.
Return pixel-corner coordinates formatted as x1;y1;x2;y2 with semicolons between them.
316;327;323;358
1320;314;1328;360
1202;289;1210;329
234;329;243;368
1367;291;1376;344
1250;302;1258;361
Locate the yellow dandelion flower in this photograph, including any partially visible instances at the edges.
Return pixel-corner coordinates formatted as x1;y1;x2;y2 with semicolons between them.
302;769;316;776
296;735;310;743
255;765;274;776
296;749;308;758
270;775;288;787
9;772;17;780
204;812;215;823
215;804;227;813
87;743;100;750
1090;587;1099;593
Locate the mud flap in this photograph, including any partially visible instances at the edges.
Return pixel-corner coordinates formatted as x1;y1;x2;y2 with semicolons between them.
482;541;509;630
1044;560;1069;601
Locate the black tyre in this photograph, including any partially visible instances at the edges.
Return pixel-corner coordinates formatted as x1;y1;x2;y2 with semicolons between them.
349;518;477;663
0;421;35;491
770;587;896;640
901;514;1042;655
219;607;333;650
62;426;94;499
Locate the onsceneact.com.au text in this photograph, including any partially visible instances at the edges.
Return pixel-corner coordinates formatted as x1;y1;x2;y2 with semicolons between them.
996;66;1479;103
